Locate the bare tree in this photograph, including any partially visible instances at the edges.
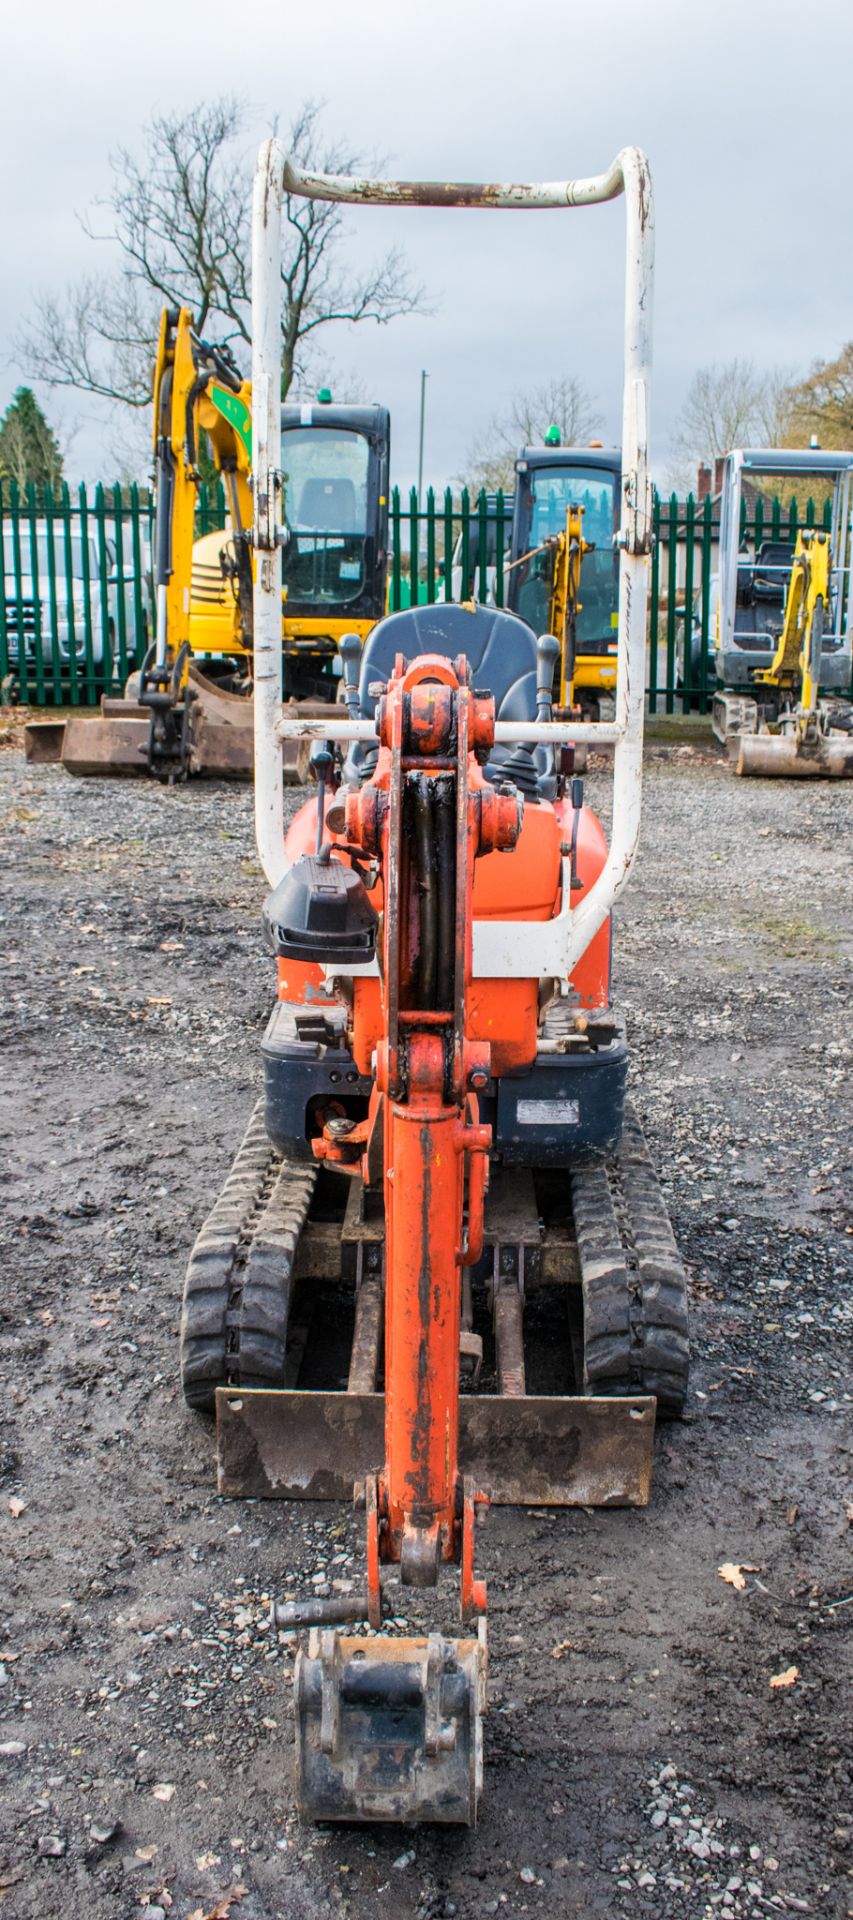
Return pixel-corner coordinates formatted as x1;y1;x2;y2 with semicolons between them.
19;98;425;411
667;358;794;491
463;377;603;492
782;341;853;449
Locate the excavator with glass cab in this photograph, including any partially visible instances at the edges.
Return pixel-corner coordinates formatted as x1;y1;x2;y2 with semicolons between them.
507;441;622;721
41;307;390;781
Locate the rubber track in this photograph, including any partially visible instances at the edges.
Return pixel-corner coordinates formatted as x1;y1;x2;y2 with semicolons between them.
179;1100;316;1413
571;1102;689;1417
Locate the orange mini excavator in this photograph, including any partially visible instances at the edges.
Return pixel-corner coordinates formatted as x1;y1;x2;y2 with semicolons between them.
179;143;688;1826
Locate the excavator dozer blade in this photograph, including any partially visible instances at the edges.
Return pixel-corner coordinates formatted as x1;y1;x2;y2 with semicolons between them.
294;1629;486;1826
60;702;151;775
24;719;66;764
733;731;853;778
216;1389;656;1508
186;663;312;783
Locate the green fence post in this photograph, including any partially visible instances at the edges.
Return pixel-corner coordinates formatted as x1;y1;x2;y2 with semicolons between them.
460;488;470;602
198;481;210;538
477;489;488;601
9;484;29;703
408;486;419;608
145;488;157;645
93;483;112;697
771;493;781;540
665;493;678;713
129;483;146;667
78;484;96;706
495;489;505;607
111;483;129;688
681;492;696;714
648;491;660;714
42;483;63;705
60;482;79;707
390;487;401;611
443;488;453;602
25;484;46;705
699;493;712;714
425;487;436;602
0;483;7;693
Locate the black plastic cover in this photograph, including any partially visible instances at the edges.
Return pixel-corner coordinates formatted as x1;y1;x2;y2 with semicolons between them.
263;850;377;965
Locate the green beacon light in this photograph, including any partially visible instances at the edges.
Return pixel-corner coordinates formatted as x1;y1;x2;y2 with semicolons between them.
544;423;561;447
317;387;333;404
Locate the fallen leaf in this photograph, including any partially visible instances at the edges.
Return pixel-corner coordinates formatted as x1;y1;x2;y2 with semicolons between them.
135;1845;158;1862
718;1561;758;1591
152;1783;176;1802
787;1505;799;1527
159;940;185;953
8;1498;27;1520
187;1891;248;1920
147;996;172;1007
195;1853;221;1871
769;1665;799;1689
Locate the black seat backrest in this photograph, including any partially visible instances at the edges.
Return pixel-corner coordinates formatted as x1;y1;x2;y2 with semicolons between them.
752;540;791;604
355;602;555;797
298;477;358;532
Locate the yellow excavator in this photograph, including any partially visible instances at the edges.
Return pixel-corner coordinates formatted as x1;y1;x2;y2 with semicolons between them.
714;527;853;776
507;442;621;722
46;308;391;780
505;495;595;769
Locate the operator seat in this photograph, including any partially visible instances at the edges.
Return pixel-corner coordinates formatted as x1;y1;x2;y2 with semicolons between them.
354;602;556;798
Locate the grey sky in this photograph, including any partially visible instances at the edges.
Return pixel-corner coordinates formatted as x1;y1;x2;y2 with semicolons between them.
3;0;852;490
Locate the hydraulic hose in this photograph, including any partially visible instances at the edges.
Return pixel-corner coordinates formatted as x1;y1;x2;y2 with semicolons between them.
414;775;437;1008
434;775;455;1010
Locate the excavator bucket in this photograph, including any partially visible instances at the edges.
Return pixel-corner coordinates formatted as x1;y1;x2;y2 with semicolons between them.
294;1630;486;1825
30;663;313;783
732;730;853;777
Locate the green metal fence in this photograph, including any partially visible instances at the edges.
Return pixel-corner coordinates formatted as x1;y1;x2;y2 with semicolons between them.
2;477;844;711
647;489;836;715
388;486;512;610
0;478;226;707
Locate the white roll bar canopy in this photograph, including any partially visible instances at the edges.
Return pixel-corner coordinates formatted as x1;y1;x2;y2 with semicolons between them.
251;144;654;976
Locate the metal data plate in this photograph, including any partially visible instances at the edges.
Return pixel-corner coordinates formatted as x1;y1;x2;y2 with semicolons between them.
215;1389;655;1508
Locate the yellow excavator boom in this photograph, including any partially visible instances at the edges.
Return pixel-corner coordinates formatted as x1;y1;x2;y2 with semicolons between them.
752;527;830;721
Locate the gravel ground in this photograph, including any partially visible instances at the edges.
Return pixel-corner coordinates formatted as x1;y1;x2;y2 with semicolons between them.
0;737;851;1920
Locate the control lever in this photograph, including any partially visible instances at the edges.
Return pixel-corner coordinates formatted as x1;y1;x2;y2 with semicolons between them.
340;631;363;719
535;632;561;723
310;745;335;852
569;775;584;890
